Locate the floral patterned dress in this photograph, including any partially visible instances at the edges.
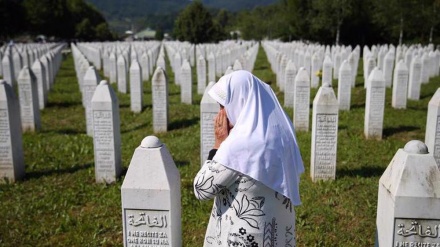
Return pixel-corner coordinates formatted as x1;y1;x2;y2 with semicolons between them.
194;156;297;247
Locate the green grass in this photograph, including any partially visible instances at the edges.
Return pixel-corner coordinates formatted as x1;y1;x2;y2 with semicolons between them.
0;45;439;246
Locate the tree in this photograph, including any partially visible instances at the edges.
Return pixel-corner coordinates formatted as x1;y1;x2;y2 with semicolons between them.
0;0;25;39
173;1;225;43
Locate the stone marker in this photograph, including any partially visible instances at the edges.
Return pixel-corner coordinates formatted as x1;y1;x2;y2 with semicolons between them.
180;60;192;104
322;55;333;86
338;60;352;110
408;55;422;100
130;59;143;113
200;82;218;166
284;60;297;108
83;66;100;136
117;55;128;93
391;60;409;109
233;59;243;71
152;67;168;133
383;50;395;88
91;80;122;183
197;55;206;95
31;59;47;110
364;55;376;88
224;66;233;75
109;52;117;84
2;52;15;88
0;80;24;182
293;67;310;132
141;52;150;82
311;82;339;182
376;140;440;247
207;52;216;82
121;135;181;247
311;52;321;88
17;66;40;132
365;67;385;139
425;88;440;167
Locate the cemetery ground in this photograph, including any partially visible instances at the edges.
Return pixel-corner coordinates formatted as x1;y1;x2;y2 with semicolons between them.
1;46;439;247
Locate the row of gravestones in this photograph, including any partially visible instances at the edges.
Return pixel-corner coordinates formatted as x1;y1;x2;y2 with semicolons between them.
262;41;440;182
0;43;67;182
119;135;440;246
69;40;259;183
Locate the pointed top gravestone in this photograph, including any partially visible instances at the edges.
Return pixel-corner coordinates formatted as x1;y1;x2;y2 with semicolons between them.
17;66;40;132
338;60;352;110
91;80;122;183
0;80;24;183
83;66;100;136
425;88;440;168
121;135;181;247
365;67;385;139
293;67;310;132
391;60;409;109
152;67;168;133
31;59;47;110
130;59;143;113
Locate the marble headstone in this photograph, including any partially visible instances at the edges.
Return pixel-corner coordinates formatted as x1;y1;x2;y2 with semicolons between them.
180;60;192;104
130;59;143;113
31;59;47;110
365;67;385;139
83;66;100;136
338;60;352;110
91;80;122;183
197;55;207;95
376;140;440;247
152;67;168;133
311;83;339;182
284;60;297;108
17;66;40;132
0;80;24;182
121;136;181;247
425;88;440;167
391;60;409;109
117;55;128;93
293;67;310;132
200;82;219;166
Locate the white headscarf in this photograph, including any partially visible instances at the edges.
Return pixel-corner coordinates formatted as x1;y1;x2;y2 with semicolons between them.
208;70;304;205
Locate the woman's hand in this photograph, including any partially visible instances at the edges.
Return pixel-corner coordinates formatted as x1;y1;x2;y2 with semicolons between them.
214;108;230;149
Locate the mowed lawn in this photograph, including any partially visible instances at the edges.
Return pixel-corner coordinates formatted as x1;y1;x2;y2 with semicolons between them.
0;44;439;246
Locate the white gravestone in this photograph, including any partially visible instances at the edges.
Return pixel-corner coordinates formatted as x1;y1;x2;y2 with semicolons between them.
322;55;333;86
207;52;216;83
17;66;40;132
109;53;117;84
224;66;233;75
376;140;440;247
311;52;321;88
83;66;100;136
0;80;24;182
141;52;150;82
233;59;243;71
2;52;15;88
284;60;297;108
152;67;169;133
392;60;409;109
130;60;143;113
121;136;181;247
425;88;440;167
91;80;122;183
293;67;310;132
180;60;192;104
364;55;376;88
156;55;166;72
338;60;352;110
31;59;47;110
200;82;219;166
197;55;207;95
383;51;395;88
408;55;422;100
117;55;128;93
364;67;386;140
311;83;339;182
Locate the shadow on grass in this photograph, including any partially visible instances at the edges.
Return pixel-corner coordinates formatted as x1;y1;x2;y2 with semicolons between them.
25;163;93;180
175;160;190;167
46;101;82;108
350;103;365;109
383;125;420;138
168;117;199;131
42;128;85;135
122;122;149;133
337;165;385;178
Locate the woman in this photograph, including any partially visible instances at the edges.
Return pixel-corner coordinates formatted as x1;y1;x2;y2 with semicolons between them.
194;70;304;247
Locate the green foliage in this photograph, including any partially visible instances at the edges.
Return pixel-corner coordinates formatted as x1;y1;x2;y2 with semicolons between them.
0;0;26;39
10;0;114;41
173;1;226;43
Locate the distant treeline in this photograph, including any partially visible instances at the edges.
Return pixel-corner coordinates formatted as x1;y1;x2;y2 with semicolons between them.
0;0;114;41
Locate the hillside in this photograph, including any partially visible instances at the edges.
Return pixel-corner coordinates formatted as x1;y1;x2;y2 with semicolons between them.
85;0;279;35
